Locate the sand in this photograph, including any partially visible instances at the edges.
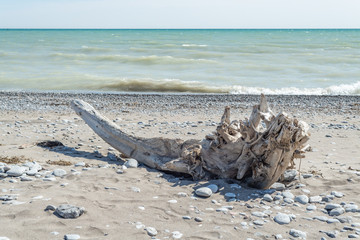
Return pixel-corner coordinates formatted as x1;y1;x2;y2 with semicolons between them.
0;91;360;240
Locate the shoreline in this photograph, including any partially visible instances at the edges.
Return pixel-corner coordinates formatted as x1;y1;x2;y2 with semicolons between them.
0;90;360;239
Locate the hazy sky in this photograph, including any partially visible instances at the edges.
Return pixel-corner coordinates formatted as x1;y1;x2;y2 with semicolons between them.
1;0;360;29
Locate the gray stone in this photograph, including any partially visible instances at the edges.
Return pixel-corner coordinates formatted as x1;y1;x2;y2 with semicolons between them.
252;211;267;218
6;165;27;177
172;231;183;239
306;205;317;211
182;216;191;220
270;182;285;191
314;216;328;222
224;192;236;198
45;205;56;211
325;203;341;210
289;229;307;239
64;234;81;240
282;169;297;182
253;220;265;226
55;204;85;219
195;187;212;198
194;217;203;222
124;159;138;168
274;213;291;225
145;227;157;236
331;191;344;198
309;195;322;203
0;173;7;178
348;234;359;238
321;230;338;238
345;204;358;212
74;162;85;167
0;237;10;240
52;169;67;177
26;168;38;176
206;184;218;193
329;207;345;216
283;198;294;204
302;173;313;179
263;194;273;202
20;176;33;181
295;195;309;204
327;219;340;224
282;191;294;199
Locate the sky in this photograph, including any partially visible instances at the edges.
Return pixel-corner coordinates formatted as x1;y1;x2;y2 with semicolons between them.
1;0;360;29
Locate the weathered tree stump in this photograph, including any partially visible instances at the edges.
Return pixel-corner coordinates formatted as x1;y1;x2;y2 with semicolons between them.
71;94;310;189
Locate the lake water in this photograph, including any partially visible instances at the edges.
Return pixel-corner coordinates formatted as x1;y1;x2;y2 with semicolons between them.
0;29;359;95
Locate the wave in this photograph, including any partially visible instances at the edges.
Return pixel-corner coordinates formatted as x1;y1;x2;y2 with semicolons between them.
51;53;216;65
93;78;228;93
182;44;208;47
80;45;111;53
85;77;360;95
230;81;360;95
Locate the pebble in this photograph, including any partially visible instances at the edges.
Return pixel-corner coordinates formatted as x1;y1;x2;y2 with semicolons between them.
224;192;236;198
20;176;33;181
289;229;307;239
194;217;203;222
270;182;285;191
263;194;273;202
331;191;344;198
309;195;322;203
253;220;265;226
274;213;291;224
74;162;85;167
195;187;213;198
282;191;295;199
206;184;219;193
321;230;339;238
329;207;345;216
306;205;317;211
55;204;85;219
348;234;359;238
252;211;267;218
52;169;67;177
182;216;191;220
45;205;56;211
283;169;297;182
145;227;157;236
325;204;341;210
0;238;10;240
172;231;183;239
295;195;309;205
124;159;138;168
168;199;177;203
6;165;27;177
64;234;81;240
345;204;358;212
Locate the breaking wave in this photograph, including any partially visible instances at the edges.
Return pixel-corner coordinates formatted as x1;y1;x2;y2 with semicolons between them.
88;77;360;95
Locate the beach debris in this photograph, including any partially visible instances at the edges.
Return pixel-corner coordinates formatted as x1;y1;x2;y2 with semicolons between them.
46;160;72;166
71;94;310;189
55;204;85;219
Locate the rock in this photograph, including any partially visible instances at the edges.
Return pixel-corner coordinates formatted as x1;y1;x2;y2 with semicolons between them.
74;162;85;167
52;169;67;177
195;187;213;198
253;219;265;226
282;169;297;182
282;191;294;199
194;217;203;222
348;234;359;238
45;205;56;211
295;195;309;205
0;237;10;240
252;211;267;218
325;203;341;210
274;213;291;224
306;205;317;211
107;151;118;161
224;192;236;198
124;158;138;168
321;230;339;238
182;216;191;220
20;176;33;181
329;207;345;216
327;219;340;224
270;182;285;191
6;165;27;177
314;216;328;222
206;184;218;193
309;195;322;203
55;204;85;219
289;229;307;239
302;174;313;179
331;191;344;198
26;168;38;176
263;194;273;202
64;234;81;240
172;231;183;239
345;204;358;212
145;227;157;236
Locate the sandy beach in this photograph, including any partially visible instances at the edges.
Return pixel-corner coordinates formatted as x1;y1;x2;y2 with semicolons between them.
0;91;360;240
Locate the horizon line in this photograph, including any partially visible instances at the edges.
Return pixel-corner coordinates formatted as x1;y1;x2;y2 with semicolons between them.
1;27;360;30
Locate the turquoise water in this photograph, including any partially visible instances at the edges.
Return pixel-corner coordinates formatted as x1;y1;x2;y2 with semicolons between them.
0;29;360;94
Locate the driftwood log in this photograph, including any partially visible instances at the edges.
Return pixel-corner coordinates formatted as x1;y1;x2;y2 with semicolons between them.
71;94;310;189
